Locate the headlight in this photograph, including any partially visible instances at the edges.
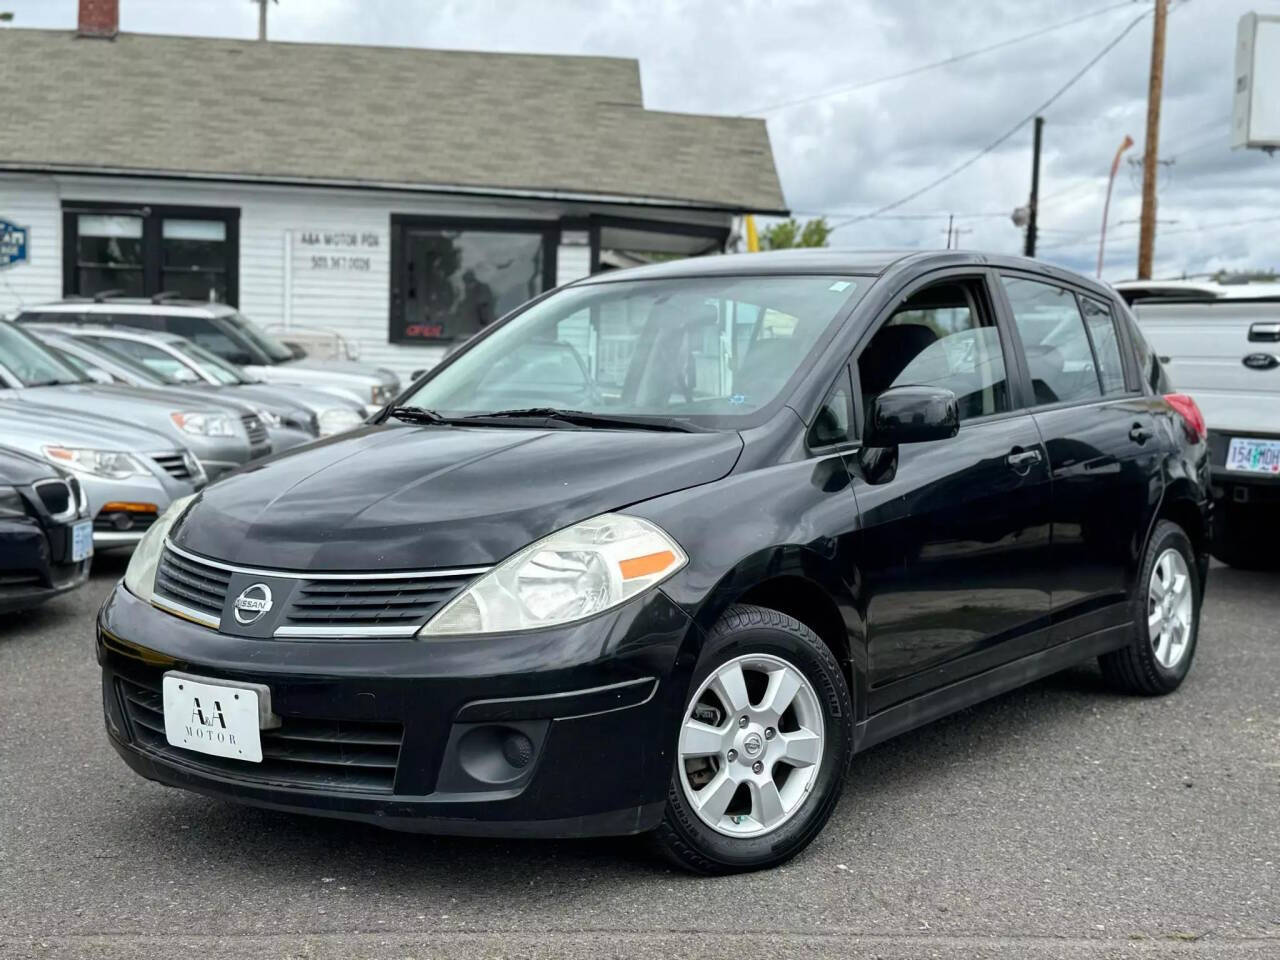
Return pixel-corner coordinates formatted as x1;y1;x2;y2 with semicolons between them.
317;407;364;436
42;446;144;480
170;412;237;437
419;514;686;637
0;485;26;518
123;494;196;603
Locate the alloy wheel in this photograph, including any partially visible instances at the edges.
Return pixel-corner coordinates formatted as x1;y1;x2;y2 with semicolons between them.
677;653;825;838
1148;547;1193;669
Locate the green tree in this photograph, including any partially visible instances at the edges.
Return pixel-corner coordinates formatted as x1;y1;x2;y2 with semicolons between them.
760;217;831;250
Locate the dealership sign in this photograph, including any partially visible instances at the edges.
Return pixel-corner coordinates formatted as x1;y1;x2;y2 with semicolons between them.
0;219;28;269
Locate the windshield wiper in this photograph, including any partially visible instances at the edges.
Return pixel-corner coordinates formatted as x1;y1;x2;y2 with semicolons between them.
462;407;702;433
385;405;451;425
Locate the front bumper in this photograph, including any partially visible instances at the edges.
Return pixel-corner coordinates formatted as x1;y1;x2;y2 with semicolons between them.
0;516;91;613
98;584;694;837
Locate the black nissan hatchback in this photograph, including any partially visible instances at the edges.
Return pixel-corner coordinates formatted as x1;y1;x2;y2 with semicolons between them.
100;251;1211;873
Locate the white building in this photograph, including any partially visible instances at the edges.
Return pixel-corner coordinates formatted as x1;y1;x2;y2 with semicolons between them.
0;1;786;378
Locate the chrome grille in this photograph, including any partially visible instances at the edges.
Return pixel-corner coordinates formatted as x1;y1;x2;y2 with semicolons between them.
241;414;268;447
151;452;192;481
33;479;72;518
155;547;230;618
116;675;402;794
283;574;474;628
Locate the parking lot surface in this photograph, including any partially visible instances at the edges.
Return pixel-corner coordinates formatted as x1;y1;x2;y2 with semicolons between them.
1;554;1276;960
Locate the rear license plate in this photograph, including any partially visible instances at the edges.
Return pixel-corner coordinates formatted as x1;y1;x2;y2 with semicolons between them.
69;520;93;562
1226;437;1280;475
162;673;263;762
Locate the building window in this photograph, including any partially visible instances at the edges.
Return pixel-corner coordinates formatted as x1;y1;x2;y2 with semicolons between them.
74;215;145;297
390;217;557;344
62;203;239;305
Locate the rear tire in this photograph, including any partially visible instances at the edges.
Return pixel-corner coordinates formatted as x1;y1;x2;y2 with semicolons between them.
650;604;853;875
1099;520;1200;696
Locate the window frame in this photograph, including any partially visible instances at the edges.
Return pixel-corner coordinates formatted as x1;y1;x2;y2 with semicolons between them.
994;269;1143;413
388;215;560;346
846;268;1027;440
61;201;240;306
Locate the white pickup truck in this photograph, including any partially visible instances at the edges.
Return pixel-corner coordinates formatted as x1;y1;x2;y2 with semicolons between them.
1114;280;1279;569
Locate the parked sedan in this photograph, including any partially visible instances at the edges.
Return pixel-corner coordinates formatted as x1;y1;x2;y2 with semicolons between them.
15;300;399;415
99;251;1209;874
30;325;366;438
0;444;93;613
0;400;200;549
0;321;270;481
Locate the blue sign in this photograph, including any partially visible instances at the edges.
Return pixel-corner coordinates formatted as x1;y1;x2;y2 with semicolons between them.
0;219;29;269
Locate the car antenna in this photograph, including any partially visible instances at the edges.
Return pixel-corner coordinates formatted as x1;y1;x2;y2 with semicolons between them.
150;291;182;304
91;289;126;303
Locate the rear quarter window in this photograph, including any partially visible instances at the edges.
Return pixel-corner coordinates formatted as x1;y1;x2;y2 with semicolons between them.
1120;302;1172;394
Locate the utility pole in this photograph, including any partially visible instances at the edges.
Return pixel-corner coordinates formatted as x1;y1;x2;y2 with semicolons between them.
1137;0;1168;279
1024;116;1044;257
944;214;954;250
253;0;276;41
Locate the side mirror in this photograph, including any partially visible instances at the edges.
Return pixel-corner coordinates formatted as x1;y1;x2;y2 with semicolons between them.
863;385;959;447
286;342;308;360
411;369;427;381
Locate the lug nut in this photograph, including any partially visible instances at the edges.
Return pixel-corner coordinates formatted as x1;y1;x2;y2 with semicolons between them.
764;727;775;740
738;715;749;729
752;760;764;774
726;749;738;761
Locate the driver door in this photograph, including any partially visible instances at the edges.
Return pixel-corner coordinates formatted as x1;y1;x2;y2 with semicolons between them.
847;273;1053;713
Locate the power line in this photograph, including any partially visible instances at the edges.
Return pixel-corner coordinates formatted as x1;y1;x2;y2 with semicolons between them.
828;7;1153;229
1039;214;1280;252
737;0;1137;116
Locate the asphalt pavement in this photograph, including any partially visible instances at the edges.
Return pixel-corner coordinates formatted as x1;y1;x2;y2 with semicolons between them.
1;553;1276;960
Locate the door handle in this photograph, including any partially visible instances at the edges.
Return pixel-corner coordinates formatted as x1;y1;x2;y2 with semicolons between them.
1129;423;1153;444
1006;448;1042;470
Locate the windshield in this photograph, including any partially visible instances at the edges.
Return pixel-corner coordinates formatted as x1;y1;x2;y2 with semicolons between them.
223;312;296;364
404;275;864;426
76;337;175;386
0;323;91;387
174;340;250;384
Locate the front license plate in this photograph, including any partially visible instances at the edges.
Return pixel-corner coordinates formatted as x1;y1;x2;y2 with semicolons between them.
162;674;263;763
1226;437;1280;475
69;520;93;562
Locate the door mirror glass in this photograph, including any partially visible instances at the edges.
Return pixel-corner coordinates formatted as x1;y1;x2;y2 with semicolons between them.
864;385;959;447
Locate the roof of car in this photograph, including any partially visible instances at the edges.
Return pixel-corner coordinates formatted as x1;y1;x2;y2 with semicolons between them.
19;300;236;318
22;321;188;345
575;248;1118;297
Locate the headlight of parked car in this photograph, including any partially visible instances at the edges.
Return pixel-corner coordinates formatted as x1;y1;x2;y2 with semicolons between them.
0;485;27;518
419;513;686;637
123;494;196;604
170;412;237;437
42;446;146;480
317;407;365;436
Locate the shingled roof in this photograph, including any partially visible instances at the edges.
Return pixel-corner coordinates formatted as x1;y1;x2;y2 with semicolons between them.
0;29;787;214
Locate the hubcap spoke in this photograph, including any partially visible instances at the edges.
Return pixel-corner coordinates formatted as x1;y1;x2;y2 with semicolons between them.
680;719;727;758
709;661;751;714
757;667;802;722
695;770;739;822
749;777;786;828
778;727;822;767
1147;608;1164;634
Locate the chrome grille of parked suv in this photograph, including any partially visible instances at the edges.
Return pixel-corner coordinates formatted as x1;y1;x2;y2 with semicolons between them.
116;674;402;793
155;548;230;619
241;414;268;447
151;452;193;481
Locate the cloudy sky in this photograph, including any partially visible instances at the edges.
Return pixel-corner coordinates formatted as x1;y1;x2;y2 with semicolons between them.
6;0;1278;280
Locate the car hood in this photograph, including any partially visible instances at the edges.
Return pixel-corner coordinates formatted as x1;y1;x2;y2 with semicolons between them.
173;423;743;570
281;358;398;385
0;443;63;485
0;399;177;450
3;383;248;423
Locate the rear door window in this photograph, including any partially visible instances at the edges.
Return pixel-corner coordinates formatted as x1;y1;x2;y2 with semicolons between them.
1001;276;1102;406
1079;296;1128;395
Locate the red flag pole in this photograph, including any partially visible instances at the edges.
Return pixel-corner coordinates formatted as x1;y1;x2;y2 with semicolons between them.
1098;135;1135;278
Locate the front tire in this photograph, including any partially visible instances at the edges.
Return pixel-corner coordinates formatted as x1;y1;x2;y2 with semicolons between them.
650;604;853;874
1099;520;1201;695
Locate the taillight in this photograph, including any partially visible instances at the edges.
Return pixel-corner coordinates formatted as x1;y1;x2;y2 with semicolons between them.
1164;393;1207;442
